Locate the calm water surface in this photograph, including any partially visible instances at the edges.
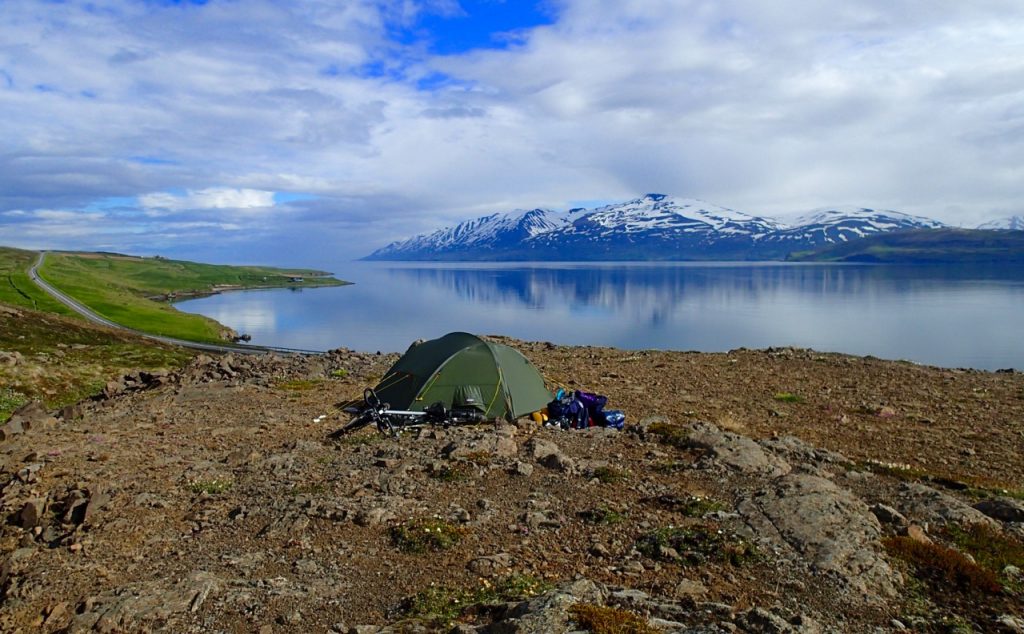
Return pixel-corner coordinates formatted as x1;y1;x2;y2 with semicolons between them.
173;262;1024;370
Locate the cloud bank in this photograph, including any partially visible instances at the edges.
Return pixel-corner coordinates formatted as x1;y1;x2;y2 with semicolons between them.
1;0;1022;264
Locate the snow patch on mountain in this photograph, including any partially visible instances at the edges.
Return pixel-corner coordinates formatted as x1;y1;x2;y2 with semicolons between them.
788;207;946;231
578;194;784;237
370;208;567;257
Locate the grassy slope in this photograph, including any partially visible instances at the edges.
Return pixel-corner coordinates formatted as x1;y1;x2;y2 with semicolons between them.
0;247;78;316
788;228;1024;263
36;251;348;343
0;302;193;421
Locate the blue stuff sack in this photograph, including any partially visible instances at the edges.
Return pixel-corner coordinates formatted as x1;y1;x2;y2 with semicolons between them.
599;410;625;430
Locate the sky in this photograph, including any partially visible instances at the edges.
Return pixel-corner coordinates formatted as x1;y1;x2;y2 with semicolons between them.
2;0;1023;265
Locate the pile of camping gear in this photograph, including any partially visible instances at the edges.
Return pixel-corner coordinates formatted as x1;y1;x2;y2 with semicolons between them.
541;388;626;430
332;332;624;436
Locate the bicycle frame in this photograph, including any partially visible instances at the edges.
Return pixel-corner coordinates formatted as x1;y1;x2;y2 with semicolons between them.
330;388;484;438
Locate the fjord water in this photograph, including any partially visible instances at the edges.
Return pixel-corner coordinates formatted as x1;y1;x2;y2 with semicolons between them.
173;262;1024;370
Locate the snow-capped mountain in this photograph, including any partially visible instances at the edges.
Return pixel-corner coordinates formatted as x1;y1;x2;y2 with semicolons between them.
761;207;947;251
366;208;568;260
522;194;785;260
534;194;782;239
977;216;1024;231
364;195;951;261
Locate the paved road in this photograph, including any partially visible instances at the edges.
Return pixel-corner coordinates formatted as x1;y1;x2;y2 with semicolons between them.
28;252;315;355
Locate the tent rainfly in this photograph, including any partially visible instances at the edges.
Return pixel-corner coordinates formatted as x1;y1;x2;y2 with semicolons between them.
371;332;551;421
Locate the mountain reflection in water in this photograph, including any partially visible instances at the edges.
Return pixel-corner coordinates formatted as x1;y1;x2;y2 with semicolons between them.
174;262;1024;370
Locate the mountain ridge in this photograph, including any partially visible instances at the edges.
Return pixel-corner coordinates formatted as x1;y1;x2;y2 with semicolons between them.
365;194;966;261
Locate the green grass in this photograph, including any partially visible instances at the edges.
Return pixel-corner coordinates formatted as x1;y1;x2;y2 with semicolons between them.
0;247;77;315
188;478;233;495
429;462;472;482
390;517;468;554
773;392;804;403
0;386;29;422
945;523;1024;591
579;506;626;525
34;251;347;344
591;466;628;484
646;421;690;449
404;575;552;626
648;494;725;517
789;228;1024;264
1;303;191;422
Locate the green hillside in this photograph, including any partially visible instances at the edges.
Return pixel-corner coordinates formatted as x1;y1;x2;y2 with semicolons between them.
1;247;78;315
2;247;348;344
35;251;348;343
787;229;1024;264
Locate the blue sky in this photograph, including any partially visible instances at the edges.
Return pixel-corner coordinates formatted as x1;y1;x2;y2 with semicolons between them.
2;0;1023;265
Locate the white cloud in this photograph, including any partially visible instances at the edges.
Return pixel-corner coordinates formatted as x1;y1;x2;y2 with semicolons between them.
139;188;276;212
1;0;1023;260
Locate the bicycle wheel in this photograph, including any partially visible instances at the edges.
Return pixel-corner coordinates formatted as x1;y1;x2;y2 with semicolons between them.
329;411;375;438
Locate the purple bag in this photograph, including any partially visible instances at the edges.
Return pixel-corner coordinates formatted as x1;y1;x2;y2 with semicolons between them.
575;390;608;424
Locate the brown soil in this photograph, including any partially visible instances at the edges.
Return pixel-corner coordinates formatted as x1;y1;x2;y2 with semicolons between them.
1;338;1022;633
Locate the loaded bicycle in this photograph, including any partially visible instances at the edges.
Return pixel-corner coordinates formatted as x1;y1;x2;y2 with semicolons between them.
329;387;485;438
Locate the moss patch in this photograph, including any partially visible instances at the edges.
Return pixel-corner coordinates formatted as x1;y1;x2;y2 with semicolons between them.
568;603;660;634
945;523;1024;591
637;524;758;566
591;466;628;484
390;517;467;554
188;478;233;495
404;574;552;626
647;494;724;517
646;422;690;449
579;506;626;525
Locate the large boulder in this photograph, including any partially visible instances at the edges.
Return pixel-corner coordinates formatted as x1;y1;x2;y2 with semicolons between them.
687;422;791;478
895;483;999;528
738;473;900;600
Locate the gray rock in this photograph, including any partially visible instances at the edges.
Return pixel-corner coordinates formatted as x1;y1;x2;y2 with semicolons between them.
468;552;512;577
0;350;24;366
528;438;562;461
512;461;534;477
8;399;46;424
760;435;849;467
869;503;908;527
0;419;24;442
973;497;1024;523
354;508;392;527
737;608;825;633
539;452;575;472
687;422;791;478
738;473;900;600
485;578;606;633
103;380;125;399
67;571;219;633
674;578;708;598
896;483;999;528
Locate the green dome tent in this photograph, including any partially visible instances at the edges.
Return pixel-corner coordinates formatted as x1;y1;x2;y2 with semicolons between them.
372;332;551;421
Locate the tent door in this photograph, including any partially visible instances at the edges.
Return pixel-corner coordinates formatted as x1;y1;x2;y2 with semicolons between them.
453;385;486;412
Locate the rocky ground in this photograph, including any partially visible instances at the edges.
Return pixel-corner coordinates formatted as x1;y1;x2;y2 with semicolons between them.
1;337;1023;633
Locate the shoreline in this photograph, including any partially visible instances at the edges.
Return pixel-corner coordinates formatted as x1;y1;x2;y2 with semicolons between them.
148;277;352;304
